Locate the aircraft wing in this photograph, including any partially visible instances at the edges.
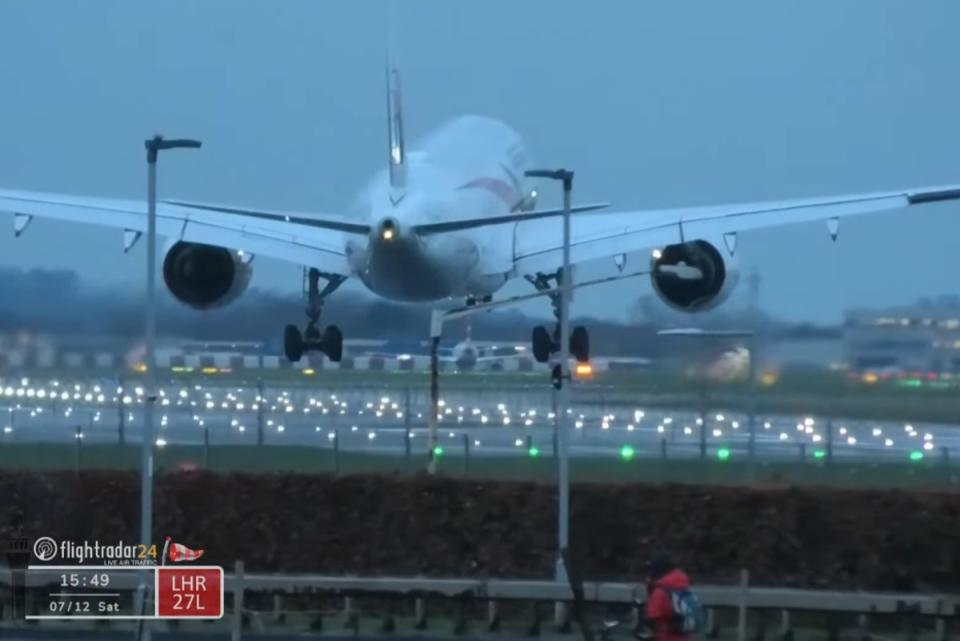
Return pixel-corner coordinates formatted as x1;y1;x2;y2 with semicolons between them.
510;185;960;276
0;189;368;274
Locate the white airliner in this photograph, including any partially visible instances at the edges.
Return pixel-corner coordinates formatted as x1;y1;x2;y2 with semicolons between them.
1;69;958;364
440;322;525;372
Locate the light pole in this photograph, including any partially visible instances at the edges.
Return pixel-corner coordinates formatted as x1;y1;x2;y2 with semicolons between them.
139;135;201;630
427;311;443;475
524;168;574;583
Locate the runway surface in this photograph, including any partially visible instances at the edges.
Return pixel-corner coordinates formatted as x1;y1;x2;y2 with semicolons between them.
0;380;953;462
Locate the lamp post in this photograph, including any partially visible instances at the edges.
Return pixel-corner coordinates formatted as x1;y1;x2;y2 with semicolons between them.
524;168;574;583
138;136;201;634
427;311;443;475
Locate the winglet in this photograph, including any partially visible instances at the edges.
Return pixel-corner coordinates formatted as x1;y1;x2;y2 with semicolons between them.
386;67;406;204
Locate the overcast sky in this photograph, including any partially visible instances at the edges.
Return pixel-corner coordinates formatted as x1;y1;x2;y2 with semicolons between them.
1;1;958;324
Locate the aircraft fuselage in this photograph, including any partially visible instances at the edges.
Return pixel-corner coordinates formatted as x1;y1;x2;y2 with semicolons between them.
344;115;530;302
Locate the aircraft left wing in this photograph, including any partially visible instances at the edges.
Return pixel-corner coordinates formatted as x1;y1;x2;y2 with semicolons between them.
509;184;960;276
0;189;368;274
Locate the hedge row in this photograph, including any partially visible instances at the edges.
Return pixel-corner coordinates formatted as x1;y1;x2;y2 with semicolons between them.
1;471;957;591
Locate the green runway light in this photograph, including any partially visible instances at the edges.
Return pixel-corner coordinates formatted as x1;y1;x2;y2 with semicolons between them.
620;445;636;461
717;448;731;461
813;450;826;459
910;450;924;462
433;446;444;457
528;447;540;458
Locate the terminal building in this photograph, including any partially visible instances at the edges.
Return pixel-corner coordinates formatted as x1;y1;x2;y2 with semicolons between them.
844;299;960;375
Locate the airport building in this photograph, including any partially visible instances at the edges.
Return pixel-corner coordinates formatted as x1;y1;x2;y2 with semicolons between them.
844;300;960;375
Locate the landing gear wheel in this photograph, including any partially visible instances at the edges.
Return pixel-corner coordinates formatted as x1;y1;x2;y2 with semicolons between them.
571;326;590;363
284;324;304;362
322;325;343;362
532;325;553;363
281;269;348;363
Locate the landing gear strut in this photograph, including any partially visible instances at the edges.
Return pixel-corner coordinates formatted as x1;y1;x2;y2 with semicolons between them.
526;271;590;364
284;268;346;362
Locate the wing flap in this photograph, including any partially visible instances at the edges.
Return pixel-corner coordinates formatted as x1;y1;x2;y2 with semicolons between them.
163;199;371;235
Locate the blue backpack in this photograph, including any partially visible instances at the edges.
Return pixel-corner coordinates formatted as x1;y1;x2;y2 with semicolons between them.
666;588;705;634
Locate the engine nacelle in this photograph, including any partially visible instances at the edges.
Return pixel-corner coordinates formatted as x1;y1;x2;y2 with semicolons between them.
162;241;252;310
650;239;738;312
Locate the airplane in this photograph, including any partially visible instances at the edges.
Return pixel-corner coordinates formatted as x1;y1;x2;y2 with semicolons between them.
440;321;526;372
1;68;959;365
445;340;527;372
356;322;524;371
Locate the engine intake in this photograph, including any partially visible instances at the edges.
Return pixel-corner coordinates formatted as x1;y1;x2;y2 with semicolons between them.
650;239;737;312
162;241;251;310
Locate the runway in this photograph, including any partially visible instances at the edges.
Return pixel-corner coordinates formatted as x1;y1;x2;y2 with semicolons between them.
0;379;953;462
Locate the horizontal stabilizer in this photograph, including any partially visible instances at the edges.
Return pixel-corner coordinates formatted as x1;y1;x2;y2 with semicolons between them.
163;200;371;235
413;203;609;235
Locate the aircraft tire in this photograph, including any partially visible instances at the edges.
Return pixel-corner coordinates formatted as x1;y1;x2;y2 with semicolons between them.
284;324;304;362
323;325;343;362
532;325;552;363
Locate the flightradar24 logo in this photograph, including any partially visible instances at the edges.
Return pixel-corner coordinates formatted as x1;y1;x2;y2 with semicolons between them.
26;536;205;565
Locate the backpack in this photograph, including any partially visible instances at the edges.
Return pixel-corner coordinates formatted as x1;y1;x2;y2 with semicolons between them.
665;588;705;634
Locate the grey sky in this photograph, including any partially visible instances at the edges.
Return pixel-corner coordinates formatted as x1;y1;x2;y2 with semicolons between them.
1;1;958;324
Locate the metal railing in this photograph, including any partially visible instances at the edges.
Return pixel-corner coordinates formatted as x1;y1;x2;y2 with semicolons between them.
9;563;960;640
219;564;958;641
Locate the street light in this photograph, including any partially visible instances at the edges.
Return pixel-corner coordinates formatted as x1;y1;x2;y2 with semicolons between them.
524;168;573;584
138;135;201;633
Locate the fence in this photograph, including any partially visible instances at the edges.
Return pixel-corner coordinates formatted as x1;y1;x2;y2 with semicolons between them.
224;565;960;640
10;563;959;639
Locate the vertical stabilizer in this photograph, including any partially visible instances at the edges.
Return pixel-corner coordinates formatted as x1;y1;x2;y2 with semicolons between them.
386;67;406;204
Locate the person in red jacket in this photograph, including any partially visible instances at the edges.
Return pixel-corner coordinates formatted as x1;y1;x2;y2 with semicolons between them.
643;556;693;641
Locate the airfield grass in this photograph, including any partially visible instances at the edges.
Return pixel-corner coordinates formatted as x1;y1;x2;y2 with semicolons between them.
5;443;959;489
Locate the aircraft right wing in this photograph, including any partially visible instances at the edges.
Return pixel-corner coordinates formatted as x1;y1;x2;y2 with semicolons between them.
0;189;369;275
509;184;960;276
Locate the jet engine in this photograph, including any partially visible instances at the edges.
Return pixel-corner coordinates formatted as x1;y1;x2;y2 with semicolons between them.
650;239;738;312
162;241;252;310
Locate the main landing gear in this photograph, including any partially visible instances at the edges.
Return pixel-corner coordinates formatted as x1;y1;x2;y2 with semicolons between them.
525;271;590;364
284;268;346;362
